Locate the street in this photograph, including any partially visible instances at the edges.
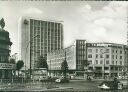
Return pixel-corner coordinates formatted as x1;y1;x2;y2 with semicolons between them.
1;79;128;92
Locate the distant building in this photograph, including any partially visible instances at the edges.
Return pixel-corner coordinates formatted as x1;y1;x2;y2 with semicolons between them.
47;40;128;78
87;43;128;78
47;40;87;76
0;20;14;78
19;17;63;69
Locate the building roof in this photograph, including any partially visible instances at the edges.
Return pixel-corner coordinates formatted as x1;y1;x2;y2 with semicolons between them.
20;16;64;24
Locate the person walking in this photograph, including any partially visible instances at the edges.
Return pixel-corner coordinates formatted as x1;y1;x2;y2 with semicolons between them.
113;77;119;90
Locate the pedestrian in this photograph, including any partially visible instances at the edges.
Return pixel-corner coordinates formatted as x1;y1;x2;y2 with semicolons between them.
113;77;119;90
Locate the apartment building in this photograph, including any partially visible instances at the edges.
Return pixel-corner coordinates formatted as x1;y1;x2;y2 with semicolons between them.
87;43;128;78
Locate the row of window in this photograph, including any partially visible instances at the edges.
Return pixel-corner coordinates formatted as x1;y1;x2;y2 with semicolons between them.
88;60;123;65
77;41;86;45
89;66;123;71
88;54;123;59
88;48;123;54
30;20;62;27
0;56;8;62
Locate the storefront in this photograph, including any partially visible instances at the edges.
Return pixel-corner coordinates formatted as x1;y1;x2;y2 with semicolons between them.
0;19;13;79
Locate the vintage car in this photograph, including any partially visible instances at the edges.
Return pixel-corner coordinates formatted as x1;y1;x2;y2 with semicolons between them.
98;80;123;90
55;77;69;83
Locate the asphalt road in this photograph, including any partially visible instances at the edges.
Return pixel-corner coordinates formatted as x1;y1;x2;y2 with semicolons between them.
1;79;128;91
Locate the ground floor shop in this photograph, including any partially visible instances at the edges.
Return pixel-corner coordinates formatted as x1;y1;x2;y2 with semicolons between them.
0;63;15;79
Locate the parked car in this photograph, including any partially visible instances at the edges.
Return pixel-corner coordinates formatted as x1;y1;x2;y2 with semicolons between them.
98;80;123;90
55;78;69;83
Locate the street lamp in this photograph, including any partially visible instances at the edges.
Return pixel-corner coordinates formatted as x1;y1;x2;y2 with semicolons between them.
25;34;39;78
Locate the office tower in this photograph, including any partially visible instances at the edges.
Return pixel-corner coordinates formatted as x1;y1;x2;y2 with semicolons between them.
19;17;63;69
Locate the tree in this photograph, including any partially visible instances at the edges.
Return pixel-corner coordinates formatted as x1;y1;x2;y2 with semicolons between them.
10;58;16;64
61;59;68;79
36;56;48;70
16;60;24;76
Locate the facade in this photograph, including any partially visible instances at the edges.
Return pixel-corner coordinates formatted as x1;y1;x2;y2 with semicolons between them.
47;40;128;78
47;45;76;71
87;43;128;78
47;40;87;76
0;27;14;79
19;17;63;69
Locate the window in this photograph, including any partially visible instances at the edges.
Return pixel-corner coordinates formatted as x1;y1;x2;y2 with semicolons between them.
112;55;114;59
96;54;98;58
111;67;114;70
116;55;117;59
89;60;92;64
115;67;118;71
105;67;109;70
106;55;109;58
106;49;109;53
120;61;122;65
116;50;118;53
116;61;117;65
112;50;114;53
106;60;109;64
120;56;122;59
96;49;98;53
88;54;92;58
88;49;92;53
100;60;103;64
112;61;114;65
100;54;103;58
96;60;98;64
120;50;122;54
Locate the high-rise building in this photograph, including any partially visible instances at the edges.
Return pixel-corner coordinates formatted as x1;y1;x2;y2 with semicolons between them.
19;17;63;69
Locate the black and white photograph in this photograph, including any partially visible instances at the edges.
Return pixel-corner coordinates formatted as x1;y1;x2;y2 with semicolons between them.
0;0;128;91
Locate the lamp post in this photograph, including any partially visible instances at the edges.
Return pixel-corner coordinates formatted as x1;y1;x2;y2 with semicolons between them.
25;34;39;78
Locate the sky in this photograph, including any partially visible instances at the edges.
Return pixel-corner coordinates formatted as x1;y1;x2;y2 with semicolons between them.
0;1;128;55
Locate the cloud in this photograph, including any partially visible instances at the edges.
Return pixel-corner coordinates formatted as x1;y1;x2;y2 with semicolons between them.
79;4;92;13
94;18;114;27
22;7;43;14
